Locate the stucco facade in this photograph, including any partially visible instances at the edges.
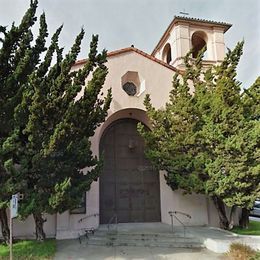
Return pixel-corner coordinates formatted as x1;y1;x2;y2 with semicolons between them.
1;16;239;240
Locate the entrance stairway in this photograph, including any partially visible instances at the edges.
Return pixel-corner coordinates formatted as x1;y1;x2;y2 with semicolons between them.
80;223;204;249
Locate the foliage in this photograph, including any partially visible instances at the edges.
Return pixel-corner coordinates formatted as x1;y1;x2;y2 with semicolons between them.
201;48;260;210
139;42;260;229
0;239;56;260
251;252;260;260
0;0;112;240
226;242;257;260
0;0;48;243
0;0;45;206
5;29;112;220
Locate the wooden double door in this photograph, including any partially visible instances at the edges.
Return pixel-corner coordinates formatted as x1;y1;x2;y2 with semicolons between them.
100;119;161;224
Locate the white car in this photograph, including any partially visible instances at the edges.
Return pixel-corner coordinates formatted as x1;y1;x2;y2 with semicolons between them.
250;201;260;217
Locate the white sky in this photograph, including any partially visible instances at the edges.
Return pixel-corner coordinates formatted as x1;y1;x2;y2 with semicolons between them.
0;0;259;88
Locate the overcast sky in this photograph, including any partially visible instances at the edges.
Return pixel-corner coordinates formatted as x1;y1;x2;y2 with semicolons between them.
0;0;259;88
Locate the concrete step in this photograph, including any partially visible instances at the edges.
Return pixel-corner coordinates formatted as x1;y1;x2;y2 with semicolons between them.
85;239;204;248
88;235;199;243
80;230;204;248
94;230;194;239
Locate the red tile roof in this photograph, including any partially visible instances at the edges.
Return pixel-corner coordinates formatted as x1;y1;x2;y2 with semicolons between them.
74;46;178;72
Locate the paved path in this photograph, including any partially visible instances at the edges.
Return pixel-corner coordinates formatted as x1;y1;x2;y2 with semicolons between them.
55;239;222;260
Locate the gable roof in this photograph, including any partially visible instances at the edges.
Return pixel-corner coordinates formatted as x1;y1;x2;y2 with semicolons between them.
74;46;178;72
151;16;232;56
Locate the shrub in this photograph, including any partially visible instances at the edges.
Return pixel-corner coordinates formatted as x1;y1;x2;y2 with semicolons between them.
227;242;257;260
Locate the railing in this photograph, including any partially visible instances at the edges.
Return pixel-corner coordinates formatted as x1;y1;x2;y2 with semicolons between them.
78;213;99;223
168;211;191;238
107;213;118;232
78;213;99;244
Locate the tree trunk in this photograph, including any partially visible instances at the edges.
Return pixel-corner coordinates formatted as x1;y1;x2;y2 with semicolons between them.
239;208;250;229
228;206;236;230
33;213;46;241
212;196;229;229
0;208;10;244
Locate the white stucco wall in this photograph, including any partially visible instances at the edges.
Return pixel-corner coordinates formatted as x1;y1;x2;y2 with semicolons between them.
160;171;209;226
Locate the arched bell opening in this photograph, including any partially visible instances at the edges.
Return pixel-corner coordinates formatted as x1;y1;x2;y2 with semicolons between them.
191;31;208;59
162;43;172;64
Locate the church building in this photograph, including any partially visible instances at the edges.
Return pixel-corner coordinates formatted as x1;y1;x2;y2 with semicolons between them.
10;16;236;239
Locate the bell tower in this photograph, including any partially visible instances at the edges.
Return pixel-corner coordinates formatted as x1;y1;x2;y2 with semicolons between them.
151;16;232;70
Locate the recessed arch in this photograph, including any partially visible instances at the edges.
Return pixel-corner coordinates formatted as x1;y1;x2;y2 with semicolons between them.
162;43;172;64
98;108;150;143
191;31;208;58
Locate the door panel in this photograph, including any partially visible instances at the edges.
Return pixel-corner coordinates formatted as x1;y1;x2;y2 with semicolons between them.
100;119;161;224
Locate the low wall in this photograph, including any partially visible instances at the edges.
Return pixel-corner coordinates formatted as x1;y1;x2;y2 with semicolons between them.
0;211;56;239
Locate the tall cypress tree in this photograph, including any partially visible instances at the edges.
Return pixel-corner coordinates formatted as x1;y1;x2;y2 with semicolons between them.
0;0;47;243
238;77;260;227
1;1;112;241
200;42;255;229
198;43;259;229
139;42;259;230
4;30;112;240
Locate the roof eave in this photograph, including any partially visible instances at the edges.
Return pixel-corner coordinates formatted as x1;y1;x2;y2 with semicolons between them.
74;47;178;72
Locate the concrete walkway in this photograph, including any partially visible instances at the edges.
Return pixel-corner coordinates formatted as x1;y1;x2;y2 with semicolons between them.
54;223;260;259
54;239;222;260
188;226;260;253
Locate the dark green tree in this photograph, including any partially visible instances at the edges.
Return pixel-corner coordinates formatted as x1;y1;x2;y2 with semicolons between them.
200;43;259;229
238;77;260;228
13;31;111;240
139;42;260;230
1;0;112;241
138;47;209;193
0;0;47;243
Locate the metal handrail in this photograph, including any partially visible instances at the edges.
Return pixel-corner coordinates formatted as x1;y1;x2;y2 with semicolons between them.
78;213;99;223
170;210;191;219
78;213;99;244
168;211;191;237
107;213;118;231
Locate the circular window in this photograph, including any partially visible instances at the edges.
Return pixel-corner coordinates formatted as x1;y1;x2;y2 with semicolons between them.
122;82;137;96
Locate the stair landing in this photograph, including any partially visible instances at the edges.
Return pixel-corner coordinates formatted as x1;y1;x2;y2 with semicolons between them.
82;222;204;248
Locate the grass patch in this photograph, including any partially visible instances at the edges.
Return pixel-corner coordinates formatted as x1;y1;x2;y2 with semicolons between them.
232;221;260;236
0;239;56;260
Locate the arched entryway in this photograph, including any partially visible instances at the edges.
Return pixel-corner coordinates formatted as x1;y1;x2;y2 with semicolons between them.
99;118;161;224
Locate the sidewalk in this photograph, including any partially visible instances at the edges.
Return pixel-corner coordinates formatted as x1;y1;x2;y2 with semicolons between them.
190;226;260;253
55;239;222;260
